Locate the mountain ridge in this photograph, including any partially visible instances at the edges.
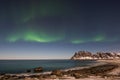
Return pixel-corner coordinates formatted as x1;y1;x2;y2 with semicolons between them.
71;51;120;60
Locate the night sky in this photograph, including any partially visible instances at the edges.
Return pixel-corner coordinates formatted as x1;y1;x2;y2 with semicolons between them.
0;0;120;59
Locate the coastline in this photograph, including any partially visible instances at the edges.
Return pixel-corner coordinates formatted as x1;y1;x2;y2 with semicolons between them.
0;60;120;80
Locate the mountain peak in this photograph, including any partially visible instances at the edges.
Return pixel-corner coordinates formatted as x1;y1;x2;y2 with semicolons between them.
71;51;120;60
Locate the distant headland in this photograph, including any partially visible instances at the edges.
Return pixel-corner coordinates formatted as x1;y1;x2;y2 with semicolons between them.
71;51;120;60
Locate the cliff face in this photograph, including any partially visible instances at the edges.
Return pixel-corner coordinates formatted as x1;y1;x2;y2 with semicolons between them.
71;51;120;60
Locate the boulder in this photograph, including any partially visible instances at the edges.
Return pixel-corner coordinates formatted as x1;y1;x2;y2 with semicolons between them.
26;69;31;73
34;67;43;73
51;70;63;76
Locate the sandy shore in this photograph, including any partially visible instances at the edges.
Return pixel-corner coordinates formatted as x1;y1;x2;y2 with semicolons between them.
97;59;120;76
1;59;120;80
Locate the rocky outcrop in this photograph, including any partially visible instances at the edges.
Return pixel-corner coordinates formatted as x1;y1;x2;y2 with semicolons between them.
71;51;120;60
51;70;63;76
34;67;43;73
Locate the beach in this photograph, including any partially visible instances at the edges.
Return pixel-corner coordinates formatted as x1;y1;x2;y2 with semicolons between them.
0;59;120;80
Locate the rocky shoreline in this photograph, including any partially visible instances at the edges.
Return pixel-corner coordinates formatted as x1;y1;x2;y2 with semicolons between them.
1;60;120;80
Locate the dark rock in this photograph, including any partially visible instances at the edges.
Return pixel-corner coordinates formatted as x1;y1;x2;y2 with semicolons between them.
34;67;43;73
18;76;25;79
3;75;11;79
42;74;51;78
51;70;63;76
0;73;5;75
26;69;31;73
72;73;88;79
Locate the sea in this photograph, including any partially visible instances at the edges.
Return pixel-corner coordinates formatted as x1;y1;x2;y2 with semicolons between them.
0;60;97;74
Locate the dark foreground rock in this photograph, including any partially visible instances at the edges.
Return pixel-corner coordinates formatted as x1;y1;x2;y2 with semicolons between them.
26;69;31;73
51;70;63;76
34;67;43;73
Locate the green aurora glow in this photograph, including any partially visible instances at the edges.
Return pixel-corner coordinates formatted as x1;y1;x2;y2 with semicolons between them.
7;31;118;44
70;35;117;44
7;30;65;43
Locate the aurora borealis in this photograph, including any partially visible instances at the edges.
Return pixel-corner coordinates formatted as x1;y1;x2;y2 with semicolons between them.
7;29;64;43
0;0;120;59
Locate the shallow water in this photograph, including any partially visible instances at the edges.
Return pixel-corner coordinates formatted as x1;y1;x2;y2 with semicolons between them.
0;60;97;73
